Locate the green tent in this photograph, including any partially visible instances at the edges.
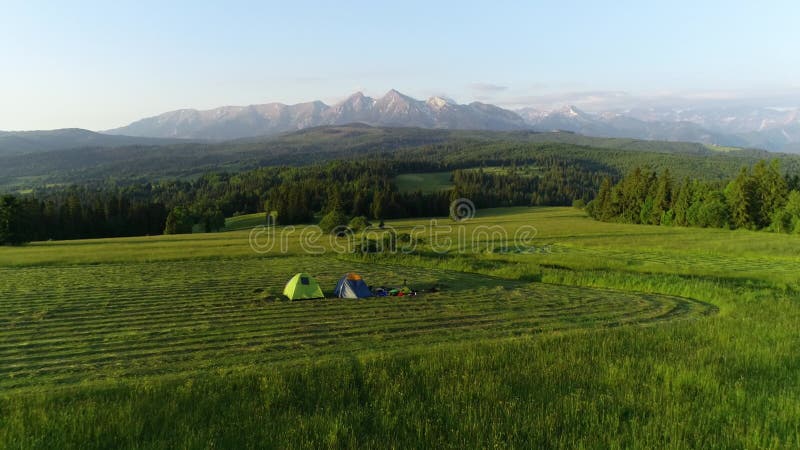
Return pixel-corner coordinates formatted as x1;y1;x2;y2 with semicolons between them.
283;273;324;300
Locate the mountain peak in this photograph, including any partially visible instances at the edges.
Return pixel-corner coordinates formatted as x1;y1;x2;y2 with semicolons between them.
382;89;413;102
427;96;456;109
556;105;586;117
346;91;367;100
333;91;375;115
340;91;373;104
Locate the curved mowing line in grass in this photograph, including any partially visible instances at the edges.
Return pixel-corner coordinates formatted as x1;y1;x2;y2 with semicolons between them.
0;296;670;367
0;285;682;348
0;294;637;348
0;295;676;370
0;256;715;392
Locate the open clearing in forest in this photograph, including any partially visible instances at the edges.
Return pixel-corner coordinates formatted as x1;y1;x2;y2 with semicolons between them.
395;172;453;193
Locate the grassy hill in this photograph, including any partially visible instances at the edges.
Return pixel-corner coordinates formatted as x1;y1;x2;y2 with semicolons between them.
1;207;798;447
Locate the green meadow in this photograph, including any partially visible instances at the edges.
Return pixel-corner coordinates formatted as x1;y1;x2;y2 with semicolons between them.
223;212;270;231
394;171;453;193
1;207;799;448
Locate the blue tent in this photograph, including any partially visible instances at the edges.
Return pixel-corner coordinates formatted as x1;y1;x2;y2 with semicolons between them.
334;272;372;298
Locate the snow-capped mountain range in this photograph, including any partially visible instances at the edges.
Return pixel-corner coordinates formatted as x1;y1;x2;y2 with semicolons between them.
105;89;800;152
106;90;527;140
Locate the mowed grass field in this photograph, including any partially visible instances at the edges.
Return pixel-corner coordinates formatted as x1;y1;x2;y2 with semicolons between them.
223;213;269;231
1;208;799;448
0;258;713;392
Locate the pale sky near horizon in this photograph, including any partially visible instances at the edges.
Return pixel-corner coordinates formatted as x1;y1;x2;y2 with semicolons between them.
1;0;799;130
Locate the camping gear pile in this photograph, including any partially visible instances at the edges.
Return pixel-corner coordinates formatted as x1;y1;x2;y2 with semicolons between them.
373;286;417;297
282;272;419;300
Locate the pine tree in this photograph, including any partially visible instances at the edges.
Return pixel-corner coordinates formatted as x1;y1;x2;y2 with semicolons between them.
726;167;757;229
0;196;14;244
164;210;178;235
672;178;692;227
0;196;32;245
594;177;613;220
65;194;83;238
371;189;387;221
651;169;673;225
619;167;647;223
326;186;344;213
753;159;788;228
787;191;800;233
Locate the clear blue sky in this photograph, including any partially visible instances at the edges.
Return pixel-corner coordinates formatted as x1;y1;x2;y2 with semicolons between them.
2;0;799;130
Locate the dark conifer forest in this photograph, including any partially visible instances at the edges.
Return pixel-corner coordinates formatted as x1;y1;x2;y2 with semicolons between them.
586;160;800;232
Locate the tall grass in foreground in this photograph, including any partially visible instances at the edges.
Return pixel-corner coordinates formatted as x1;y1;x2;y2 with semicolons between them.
2;295;798;449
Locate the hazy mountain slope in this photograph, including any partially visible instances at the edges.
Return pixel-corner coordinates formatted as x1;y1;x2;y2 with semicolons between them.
109;102;331;141
519;106;753;148
522;105;800;152
0;129;194;156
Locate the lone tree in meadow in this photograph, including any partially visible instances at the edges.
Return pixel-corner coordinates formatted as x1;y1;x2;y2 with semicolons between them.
318;208;349;234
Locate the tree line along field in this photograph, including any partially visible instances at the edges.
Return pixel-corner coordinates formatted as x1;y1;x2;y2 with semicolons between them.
0;207;799;448
6;132;800;246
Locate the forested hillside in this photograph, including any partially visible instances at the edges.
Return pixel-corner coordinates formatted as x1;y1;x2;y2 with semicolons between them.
0;125;786;191
3;126;800;244
0;152;616;243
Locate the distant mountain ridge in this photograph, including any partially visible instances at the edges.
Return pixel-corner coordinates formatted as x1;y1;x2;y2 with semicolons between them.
105;89;800;152
105;89;529;140
518;106;751;148
0;129;194;157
